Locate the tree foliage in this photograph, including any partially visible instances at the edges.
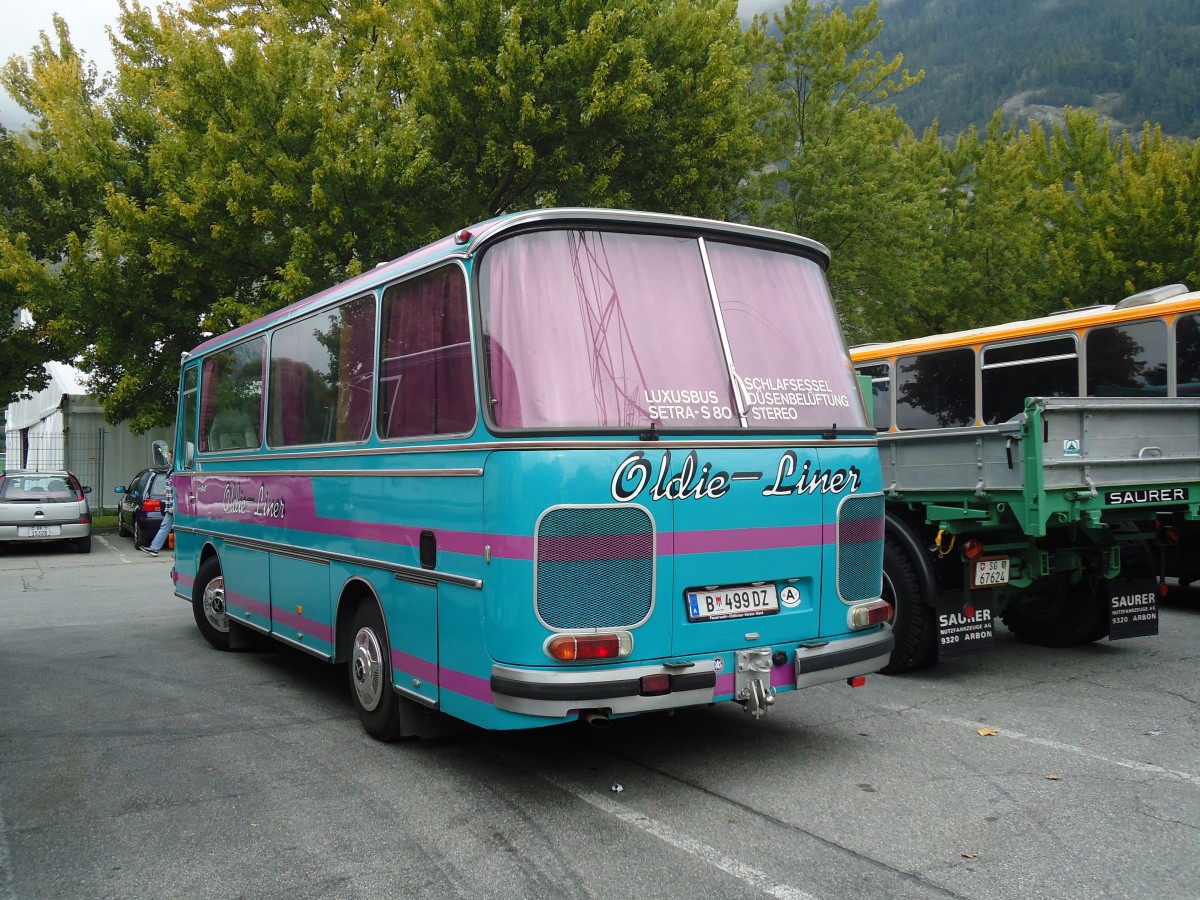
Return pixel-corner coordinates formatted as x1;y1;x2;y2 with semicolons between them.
1;0;765;428
1;0;1198;429
743;0;931;342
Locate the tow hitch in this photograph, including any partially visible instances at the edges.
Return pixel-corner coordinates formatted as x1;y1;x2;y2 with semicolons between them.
735;648;776;718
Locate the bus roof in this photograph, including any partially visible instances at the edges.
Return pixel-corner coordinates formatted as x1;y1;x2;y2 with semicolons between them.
187;208;831;358
851;283;1197;361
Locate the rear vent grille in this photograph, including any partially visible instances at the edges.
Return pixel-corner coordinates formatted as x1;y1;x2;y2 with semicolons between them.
837;493;884;603
535;505;655;629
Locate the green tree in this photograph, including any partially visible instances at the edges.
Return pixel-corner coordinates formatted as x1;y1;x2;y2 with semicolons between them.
0;17;112;406
915;114;1061;333
1;0;768;430
743;0;931;343
1041;113;1200;302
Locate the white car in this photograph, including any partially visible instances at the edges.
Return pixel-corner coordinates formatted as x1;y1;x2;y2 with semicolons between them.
0;469;93;553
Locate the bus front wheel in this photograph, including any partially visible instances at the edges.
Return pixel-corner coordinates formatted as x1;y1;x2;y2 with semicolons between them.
193;557;231;651
348;602;415;742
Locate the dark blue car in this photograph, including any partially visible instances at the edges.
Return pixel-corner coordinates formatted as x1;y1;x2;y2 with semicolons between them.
114;467;170;547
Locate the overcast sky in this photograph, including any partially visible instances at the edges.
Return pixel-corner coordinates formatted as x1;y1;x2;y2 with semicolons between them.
1;1;785;130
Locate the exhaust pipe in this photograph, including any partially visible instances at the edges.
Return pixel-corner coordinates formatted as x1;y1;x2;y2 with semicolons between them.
581;710;612;729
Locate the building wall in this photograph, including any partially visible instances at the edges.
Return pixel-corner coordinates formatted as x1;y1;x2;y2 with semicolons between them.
4;366;174;513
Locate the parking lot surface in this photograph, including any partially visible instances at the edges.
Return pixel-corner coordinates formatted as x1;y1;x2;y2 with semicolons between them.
1;536;1197;899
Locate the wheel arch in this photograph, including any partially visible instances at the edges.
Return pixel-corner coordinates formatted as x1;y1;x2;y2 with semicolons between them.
335;576;385;665
885;507;939;609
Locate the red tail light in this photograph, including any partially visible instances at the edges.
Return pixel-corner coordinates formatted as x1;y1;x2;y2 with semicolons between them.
142;498;162;513
962;538;985;560
546;632;633;661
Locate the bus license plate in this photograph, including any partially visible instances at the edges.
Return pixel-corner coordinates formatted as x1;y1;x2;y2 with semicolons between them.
687;584;779;621
971;557;1010;588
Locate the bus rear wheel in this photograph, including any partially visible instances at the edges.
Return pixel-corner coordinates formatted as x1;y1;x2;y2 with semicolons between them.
193;557;231;651
348;602;418;742
1000;573;1108;647
880;538;936;674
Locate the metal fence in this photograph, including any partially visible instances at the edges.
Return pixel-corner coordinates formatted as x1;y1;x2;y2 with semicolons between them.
5;430;109;512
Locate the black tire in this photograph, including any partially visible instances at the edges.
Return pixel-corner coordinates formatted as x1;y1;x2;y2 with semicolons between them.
117;513;131;538
192;556;232;651
880;537;937;673
347;601;418;742
1000;573;1108;647
133;518;147;547
75;534;92;554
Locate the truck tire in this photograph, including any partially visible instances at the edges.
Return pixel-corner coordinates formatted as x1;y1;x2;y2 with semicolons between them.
880;538;937;673
1000;573;1108;647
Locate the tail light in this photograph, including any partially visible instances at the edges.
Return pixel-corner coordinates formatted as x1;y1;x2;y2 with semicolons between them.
545;632;633;662
142;498;163;513
849;599;893;629
962;538;985;560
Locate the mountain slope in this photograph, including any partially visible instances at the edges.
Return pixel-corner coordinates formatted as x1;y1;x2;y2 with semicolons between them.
840;0;1200;139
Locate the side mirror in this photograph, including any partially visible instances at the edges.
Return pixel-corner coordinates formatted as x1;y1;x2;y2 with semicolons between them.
152;439;170;468
114;486;127;495
82;486;92;494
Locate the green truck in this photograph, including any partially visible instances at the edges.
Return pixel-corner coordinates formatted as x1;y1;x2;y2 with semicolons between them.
852;284;1200;672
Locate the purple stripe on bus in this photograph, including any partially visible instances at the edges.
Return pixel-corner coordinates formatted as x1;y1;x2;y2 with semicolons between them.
392;649;438;684
715;672;735;697
273;606;334;643
674;523;827;555
229;590;270;619
191;474;875;563
537;532;652;561
438;666;494;705
715;665;795;699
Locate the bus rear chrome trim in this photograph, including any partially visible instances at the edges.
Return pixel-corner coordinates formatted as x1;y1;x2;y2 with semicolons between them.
490;661;717;718
794;627;894;690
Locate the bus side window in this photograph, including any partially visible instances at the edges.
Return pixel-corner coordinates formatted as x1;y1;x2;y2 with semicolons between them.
855;363;891;431
199;338;264;452
896;349;974;430
981;336;1078;424
379;266;475;439
1086;320;1168;397
268;294;376;447
1177;313;1200;396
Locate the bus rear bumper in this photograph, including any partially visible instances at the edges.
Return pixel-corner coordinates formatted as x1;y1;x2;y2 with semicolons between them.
794;626;894;689
490;660;719;718
490;627;894;719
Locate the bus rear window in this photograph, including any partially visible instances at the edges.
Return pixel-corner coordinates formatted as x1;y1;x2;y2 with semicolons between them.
479;229;862;431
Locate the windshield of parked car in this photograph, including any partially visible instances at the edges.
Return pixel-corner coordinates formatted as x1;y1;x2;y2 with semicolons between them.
478;227;864;431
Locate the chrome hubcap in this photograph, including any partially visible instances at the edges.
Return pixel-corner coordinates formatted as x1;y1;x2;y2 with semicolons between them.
351;627;385;712
203;577;229;633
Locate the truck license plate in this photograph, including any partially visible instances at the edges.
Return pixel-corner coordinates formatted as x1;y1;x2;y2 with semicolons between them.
971;557;1009;588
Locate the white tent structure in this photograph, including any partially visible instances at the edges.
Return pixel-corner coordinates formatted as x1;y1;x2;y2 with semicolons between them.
4;362;173;512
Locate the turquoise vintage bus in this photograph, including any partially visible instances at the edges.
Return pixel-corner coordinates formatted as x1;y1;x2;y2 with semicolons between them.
169;208;893;739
